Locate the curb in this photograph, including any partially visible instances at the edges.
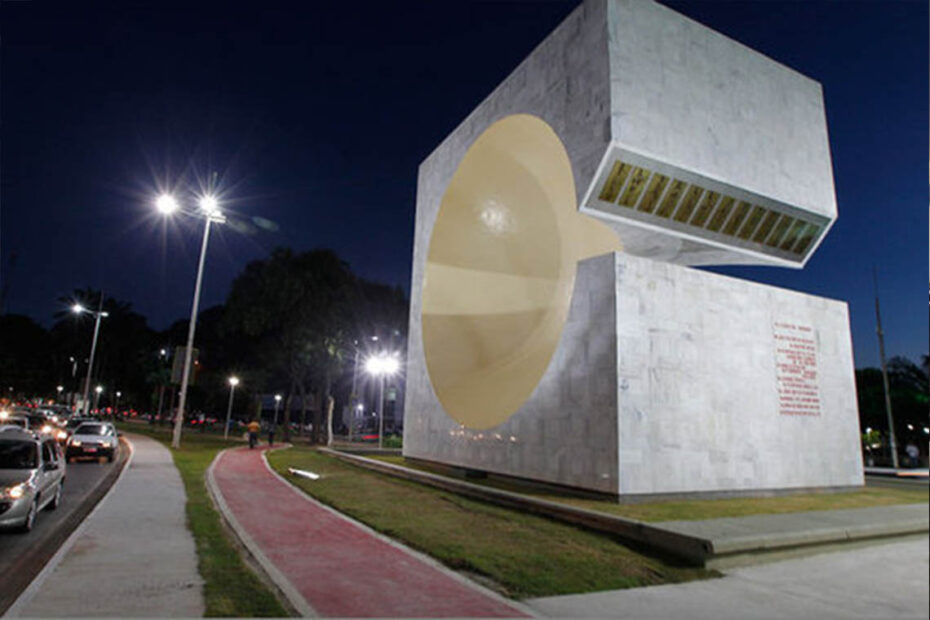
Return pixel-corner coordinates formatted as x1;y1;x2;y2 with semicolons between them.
261;446;537;618
4;436;135;618
205;446;318;618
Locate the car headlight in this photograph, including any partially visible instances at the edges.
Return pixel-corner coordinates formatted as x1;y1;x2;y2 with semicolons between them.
41;425;52;434
70;439;82;446
3;483;27;500
57;430;67;440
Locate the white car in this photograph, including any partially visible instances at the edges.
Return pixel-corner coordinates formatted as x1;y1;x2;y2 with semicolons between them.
66;422;119;462
0;427;66;532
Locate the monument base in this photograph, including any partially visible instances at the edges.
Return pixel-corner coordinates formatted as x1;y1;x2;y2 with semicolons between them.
403;252;864;496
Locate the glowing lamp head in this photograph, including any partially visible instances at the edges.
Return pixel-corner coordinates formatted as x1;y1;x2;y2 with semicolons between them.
229;376;240;387
199;195;219;216
274;394;282;402
365;354;400;377
95;386;103;394
156;194;179;215
72;303;84;314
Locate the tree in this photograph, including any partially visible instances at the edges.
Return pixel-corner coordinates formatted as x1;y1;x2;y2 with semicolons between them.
223;248;357;442
856;355;929;462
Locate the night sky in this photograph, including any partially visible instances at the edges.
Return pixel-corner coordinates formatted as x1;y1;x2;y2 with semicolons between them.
2;1;927;369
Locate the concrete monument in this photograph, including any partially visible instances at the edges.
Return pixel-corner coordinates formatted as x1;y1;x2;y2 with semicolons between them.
403;0;863;496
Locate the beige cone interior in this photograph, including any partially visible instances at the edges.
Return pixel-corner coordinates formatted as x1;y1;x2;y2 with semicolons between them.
423;114;621;429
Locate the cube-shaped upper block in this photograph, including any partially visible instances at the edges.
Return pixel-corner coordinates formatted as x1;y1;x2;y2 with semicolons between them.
421;0;837;268
589;0;835;267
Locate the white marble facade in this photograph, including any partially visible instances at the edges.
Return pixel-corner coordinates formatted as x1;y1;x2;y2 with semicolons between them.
403;0;862;496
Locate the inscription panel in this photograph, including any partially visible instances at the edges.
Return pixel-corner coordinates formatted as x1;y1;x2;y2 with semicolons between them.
773;322;820;416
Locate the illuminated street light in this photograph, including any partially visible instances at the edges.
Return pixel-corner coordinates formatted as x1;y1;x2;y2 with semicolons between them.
365;352;400;449
199;194;219;215
224;376;240;441
93;385;103;413
156;194;179;214
156;191;226;449
272;394;283;430
73;300;109;416
56;385;64;398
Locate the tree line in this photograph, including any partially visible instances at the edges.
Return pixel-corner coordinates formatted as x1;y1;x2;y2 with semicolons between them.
0;247;408;443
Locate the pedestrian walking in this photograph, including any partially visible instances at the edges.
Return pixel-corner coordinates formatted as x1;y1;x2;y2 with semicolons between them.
247;419;260;449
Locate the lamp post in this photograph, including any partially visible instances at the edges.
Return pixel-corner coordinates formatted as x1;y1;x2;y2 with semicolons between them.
273;394;282;427
74;301;109;416
157;193;226;449
364;352;400;450
224;376;240;440
115;391;122;420
93;385;103;414
56;385;63;401
69;356;78;407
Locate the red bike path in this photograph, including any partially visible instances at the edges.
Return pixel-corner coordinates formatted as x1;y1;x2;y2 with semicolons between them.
210;445;529;618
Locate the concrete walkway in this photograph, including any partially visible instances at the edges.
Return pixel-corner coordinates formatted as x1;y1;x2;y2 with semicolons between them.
208;445;529;618
7;434;204;618
527;535;929;619
661;503;929;566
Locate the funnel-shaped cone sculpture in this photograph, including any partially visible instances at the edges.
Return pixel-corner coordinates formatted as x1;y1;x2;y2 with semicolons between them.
422;115;620;429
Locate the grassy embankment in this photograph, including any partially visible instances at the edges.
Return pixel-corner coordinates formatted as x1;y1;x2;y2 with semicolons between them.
267;446;717;599
371;454;929;522
122;424;288;617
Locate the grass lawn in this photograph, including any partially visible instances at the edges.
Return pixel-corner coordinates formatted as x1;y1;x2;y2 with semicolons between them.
267;446;717;599
372;455;929;522
122;423;289;617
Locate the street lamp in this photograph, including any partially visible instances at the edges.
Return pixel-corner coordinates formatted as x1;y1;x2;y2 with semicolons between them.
56;385;63;401
157;192;226;449
73;301;109;416
115;391;122;419
364;352;400;449
224;376;240;440
273;394;282;427
94;385;103;414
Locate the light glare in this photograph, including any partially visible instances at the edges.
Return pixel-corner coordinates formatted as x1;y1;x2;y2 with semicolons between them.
365;353;400;376
72;303;84;314
199;195;219;214
229;376;240;387
156;194;179;215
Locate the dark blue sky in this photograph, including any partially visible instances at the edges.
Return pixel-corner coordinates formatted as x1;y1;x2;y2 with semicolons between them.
1;1;926;369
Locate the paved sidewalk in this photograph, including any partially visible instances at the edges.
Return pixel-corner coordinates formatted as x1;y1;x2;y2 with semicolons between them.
208;445;529;618
8;433;204;618
527;535;929;619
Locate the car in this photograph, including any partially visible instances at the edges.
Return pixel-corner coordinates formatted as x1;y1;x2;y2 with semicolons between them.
0;427;66;532
24;414;67;442
63;416;95;439
0;412;30;430
66;422;119;462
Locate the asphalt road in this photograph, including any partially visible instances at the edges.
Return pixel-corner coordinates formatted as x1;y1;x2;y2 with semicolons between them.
0;439;129;614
